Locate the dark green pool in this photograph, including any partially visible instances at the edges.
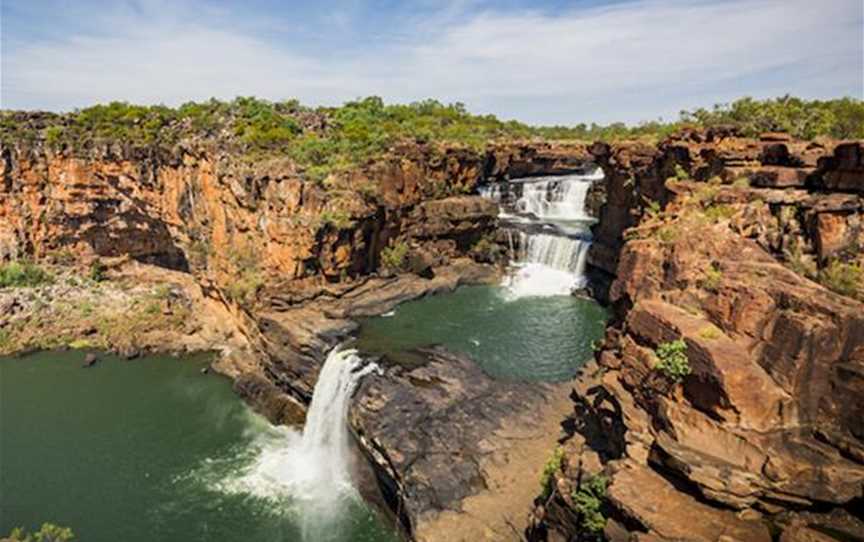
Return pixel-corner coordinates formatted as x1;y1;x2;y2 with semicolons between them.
356;285;608;381
0;351;399;542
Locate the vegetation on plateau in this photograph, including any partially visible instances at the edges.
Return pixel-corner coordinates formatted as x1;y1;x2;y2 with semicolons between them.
3;524;75;542
1;95;861;183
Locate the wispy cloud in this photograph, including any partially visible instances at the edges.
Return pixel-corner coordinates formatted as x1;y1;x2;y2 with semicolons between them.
2;0;861;124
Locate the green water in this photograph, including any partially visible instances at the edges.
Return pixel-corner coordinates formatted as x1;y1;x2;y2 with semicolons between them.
356;285;608;381
0;352;399;542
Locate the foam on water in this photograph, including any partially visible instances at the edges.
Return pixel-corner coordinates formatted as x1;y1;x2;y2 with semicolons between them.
185;348;379;540
513;169;601;221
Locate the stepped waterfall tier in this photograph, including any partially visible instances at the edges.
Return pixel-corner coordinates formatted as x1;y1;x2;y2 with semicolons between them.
481;170;601;297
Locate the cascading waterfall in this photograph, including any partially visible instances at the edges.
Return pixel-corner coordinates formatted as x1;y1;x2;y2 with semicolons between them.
481;169;601;298
513;169;602;221
503;232;592;298
216;347;379;540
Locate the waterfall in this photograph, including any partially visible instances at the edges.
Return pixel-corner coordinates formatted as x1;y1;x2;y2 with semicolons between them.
504;233;591;298
481;169;601;298
513;169;601;221
220;347;379;540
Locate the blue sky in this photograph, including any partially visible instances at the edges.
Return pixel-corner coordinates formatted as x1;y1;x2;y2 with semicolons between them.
1;0;862;124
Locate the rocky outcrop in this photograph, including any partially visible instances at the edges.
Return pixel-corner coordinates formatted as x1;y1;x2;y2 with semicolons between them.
586;130;842;279
528;136;864;542
351;346;576;541
485;141;592;181
240;257;580;541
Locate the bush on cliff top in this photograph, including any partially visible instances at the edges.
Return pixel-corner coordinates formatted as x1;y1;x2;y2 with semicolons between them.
680;95;864;140
2;95;861;181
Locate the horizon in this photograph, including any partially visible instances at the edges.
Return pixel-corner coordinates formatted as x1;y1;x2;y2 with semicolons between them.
2;0;862;126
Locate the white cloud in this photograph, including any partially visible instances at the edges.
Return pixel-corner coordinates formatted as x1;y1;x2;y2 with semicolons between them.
2;0;861;123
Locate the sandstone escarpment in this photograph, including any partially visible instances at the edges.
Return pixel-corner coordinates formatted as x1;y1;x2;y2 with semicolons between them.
529;137;864;541
586;130;846;279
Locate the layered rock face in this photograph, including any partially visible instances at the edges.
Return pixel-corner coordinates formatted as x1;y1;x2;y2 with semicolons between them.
0;144;486;283
586;130;851;277
530;136;864;541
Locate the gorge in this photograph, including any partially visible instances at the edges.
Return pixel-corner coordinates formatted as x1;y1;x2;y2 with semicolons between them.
1;105;863;542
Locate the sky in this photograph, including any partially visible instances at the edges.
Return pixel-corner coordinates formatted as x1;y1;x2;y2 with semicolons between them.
1;0;862;125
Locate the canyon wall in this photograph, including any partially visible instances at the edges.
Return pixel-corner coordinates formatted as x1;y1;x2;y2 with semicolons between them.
530;133;864;541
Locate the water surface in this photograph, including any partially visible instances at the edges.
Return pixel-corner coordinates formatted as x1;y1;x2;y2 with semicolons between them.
356;285;607;381
0;351;399;542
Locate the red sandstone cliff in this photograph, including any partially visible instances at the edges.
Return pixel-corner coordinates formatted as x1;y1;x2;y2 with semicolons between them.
530;135;864;541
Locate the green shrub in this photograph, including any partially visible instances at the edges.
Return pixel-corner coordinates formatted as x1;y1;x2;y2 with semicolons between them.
5;95;862;181
68;338;95;350
187;239;211;269
540;446;565;499
642;197;662;219
679;95;864;139
696;184;720;204
225;244;264;307
0;262;52;288
470;237;497;261
783;240;818;279
654;225;678;244
224;274;263;306
231;96;301;150
572;475;608;535
702;204;736;223
43;126;64;147
674;164;689;181
380;242;409;270
320;209;354;230
698;325;722;340
819;260;863;300
653;339;691;382
5;523;75;542
88;260;107;282
701;263;722;291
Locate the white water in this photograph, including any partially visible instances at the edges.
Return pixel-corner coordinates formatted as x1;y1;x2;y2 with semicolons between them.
504;233;591;297
481;169;601;299
513;169;602;221
204;347;379;540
